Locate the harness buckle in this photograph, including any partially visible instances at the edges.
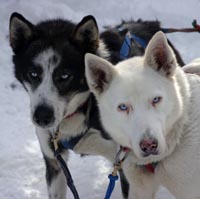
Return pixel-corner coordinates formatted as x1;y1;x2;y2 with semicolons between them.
115;146;130;164
51;131;61;151
112;163;122;176
111;147;130;176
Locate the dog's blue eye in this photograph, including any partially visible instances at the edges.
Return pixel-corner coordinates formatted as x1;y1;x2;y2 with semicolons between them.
61;74;69;80
28;71;39;79
28;67;42;82
152;96;162;105
118;104;128;111
31;72;38;77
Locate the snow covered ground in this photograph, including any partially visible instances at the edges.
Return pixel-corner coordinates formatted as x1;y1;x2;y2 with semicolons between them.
0;0;200;198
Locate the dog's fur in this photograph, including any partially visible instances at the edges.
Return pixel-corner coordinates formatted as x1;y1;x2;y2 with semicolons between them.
183;58;200;75
10;12;185;199
85;31;200;199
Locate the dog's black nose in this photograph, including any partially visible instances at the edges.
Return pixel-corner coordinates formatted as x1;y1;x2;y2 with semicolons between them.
33;105;55;127
140;137;158;156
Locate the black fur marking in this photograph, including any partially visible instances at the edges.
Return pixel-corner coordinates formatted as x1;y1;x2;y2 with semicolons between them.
72;15;99;53
88;95;111;140
100;31;122;64
9;12;34;53
119;169;130;199
44;156;61;186
167;40;184;66
51;54;59;66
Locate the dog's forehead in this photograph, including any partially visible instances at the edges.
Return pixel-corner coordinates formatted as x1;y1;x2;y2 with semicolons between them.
114;57;143;79
114;57;144;86
107;58;166;101
33;48;60;70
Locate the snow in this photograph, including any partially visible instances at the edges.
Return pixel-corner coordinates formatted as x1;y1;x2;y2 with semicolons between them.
0;0;199;198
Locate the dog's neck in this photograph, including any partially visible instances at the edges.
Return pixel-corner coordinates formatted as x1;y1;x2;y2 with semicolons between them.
139;162;158;173
64;100;88;119
58;96;91;141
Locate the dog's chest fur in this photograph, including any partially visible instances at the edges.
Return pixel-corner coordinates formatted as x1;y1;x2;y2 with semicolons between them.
59;113;88;140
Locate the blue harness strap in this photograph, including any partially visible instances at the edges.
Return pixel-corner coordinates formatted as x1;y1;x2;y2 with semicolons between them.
131;34;147;49
120;31;147;60
120;34;132;60
60;134;85;150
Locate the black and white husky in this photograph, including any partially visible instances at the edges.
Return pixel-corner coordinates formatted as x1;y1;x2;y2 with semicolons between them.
9;13;127;199
9;13;183;199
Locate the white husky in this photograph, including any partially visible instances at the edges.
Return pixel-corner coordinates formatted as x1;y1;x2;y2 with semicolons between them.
85;31;200;199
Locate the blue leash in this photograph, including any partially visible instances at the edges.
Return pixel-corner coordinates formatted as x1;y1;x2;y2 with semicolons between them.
104;174;119;199
52;132;80;199
54;149;80;199
104;147;130;199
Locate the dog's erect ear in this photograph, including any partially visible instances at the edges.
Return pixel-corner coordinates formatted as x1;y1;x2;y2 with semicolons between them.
85;53;115;95
9;12;34;53
73;15;99;52
144;31;177;77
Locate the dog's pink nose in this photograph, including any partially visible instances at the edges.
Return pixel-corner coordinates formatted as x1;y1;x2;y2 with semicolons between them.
140;138;158;156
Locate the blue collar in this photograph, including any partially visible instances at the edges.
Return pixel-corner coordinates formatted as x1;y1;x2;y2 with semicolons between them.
120;31;147;60
60;133;85;150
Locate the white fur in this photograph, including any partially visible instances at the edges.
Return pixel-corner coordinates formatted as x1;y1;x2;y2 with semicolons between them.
85;31;200;198
183;58;200;75
97;40;110;60
48;168;67;199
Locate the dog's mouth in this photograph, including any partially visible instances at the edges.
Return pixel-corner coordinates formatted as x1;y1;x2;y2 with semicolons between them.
63;91;90;118
141;151;159;158
129;142;160;161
